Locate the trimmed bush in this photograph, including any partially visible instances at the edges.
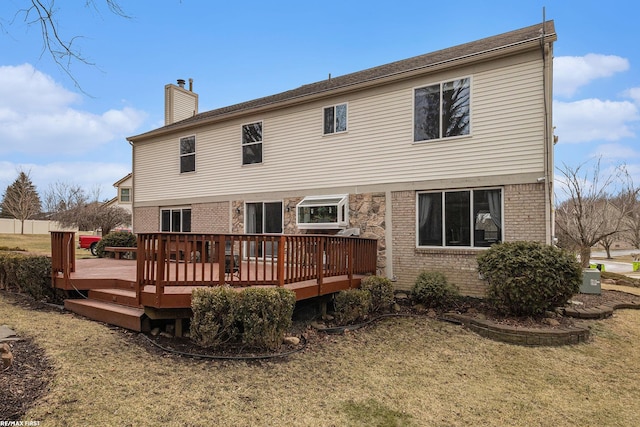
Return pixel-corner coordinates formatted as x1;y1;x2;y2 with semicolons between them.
476;241;581;316
412;271;460;308
0;252;63;303
190;287;239;348
237;288;296;351
95;231;136;258
360;276;394;312
334;289;371;325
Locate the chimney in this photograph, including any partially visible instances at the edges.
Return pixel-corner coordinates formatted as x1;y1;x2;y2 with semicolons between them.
164;78;199;125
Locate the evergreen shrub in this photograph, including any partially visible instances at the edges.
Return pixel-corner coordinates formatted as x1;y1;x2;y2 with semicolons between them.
412;271;460;308
476;241;581;316
334;289;371;325
360;275;395;312
95;231;136;258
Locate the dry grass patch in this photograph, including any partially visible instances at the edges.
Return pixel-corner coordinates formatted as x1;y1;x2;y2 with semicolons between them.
0;233;94;259
2;293;640;426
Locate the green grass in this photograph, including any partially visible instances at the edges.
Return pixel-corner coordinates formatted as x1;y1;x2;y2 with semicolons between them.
3;294;640;426
0;233;95;259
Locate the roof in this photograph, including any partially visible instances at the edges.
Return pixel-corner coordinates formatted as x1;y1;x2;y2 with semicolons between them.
112;173;132;187
129;21;555;142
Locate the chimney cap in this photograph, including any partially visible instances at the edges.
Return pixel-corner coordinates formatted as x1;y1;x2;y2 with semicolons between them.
177;79;186;88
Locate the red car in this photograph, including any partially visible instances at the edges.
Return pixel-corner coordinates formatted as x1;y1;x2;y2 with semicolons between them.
78;235;101;256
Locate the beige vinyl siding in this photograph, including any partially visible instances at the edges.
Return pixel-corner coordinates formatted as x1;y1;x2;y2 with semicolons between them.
135;51;545;204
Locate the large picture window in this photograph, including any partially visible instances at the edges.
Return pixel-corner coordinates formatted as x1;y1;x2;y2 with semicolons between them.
414;78;470;141
161;208;191;232
180;136;195;173
323;103;347;134
417;188;501;248
242;122;263;165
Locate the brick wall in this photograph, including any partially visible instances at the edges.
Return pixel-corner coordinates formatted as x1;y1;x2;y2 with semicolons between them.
503;183;547;242
192;202;230;233
133;206;159;233
391;183;547;297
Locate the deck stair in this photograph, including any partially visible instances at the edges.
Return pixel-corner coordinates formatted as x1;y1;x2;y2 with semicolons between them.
64;280;149;332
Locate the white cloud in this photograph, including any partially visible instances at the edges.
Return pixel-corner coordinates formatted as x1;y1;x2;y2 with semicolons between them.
0;64;147;156
554;98;639;143
625;87;640;104
554;54;629;98
590;143;640;160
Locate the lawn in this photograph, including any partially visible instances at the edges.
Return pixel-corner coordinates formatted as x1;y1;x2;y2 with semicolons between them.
2;293;640;426
0;233;95;259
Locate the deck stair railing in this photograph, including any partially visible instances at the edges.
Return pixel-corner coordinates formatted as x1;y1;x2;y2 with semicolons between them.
50;231;76;288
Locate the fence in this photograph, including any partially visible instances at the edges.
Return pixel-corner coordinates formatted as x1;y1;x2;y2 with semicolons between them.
0;218;77;235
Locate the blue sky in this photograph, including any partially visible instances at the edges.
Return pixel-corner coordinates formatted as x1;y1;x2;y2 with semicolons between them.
1;0;639;201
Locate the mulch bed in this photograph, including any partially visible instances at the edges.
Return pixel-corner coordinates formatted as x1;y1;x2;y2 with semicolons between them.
2;287;640;421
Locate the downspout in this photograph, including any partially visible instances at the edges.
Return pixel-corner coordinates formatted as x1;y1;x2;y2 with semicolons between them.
540;13;554;245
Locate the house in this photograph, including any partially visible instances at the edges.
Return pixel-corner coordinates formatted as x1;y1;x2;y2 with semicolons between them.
127;21;557;297
103;173;133;230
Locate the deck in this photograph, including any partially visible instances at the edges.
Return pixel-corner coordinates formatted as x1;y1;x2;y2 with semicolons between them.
51;232;378;333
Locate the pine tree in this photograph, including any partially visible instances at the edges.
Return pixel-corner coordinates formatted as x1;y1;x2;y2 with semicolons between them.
1;171;42;234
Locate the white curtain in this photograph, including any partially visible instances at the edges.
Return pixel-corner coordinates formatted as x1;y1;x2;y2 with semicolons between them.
487;190;502;230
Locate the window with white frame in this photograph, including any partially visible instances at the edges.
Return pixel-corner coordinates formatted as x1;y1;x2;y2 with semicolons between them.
323;103;347;134
161;208;191;232
180;136;196;173
119;188;131;203
296;194;349;229
414;77;470;142
242;122;263;165
417;188;501;248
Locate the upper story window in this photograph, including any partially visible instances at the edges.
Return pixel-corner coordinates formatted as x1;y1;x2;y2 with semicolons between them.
242;122;263;165
161;207;191;232
414;77;470;142
180;136;196;173
323;103;347;134
119;188;131;203
417;188;501;248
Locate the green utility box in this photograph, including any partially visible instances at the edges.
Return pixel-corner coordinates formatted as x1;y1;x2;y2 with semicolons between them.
580;269;601;295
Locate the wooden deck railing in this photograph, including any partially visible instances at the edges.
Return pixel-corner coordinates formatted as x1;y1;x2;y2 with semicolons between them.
136;233;378;305
50;231;75;288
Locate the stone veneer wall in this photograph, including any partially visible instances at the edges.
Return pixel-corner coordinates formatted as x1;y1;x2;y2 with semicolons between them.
391;183;547;297
191;202;230;233
133;206;160;233
230;194;387;275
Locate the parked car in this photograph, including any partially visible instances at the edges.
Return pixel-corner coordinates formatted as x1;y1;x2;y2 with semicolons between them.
78;235;101;256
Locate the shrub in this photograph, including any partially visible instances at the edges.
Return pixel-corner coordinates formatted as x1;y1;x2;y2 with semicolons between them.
0;252;63;303
334;289;371;325
476;241;581;316
412;271;460;308
236;288;296;351
360;276;394;312
95;231;136;258
190;287;240;348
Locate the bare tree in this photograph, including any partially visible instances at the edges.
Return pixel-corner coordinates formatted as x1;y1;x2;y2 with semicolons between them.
619;191;640;249
555;160;635;267
45;181;131;235
2;1;129;89
1;171;42;234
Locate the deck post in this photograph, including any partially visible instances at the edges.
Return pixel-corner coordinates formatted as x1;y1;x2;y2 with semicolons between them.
135;235;143;306
277;235;286;287
156;233;165;307
348;238;354;288
217;234;226;285
317;236;324;294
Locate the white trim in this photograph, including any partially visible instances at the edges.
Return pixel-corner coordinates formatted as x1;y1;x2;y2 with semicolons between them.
241;120;263;165
179;134;196;174
296;194;349;229
415;187;503;249
412;75;472;143
322;102;349;135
